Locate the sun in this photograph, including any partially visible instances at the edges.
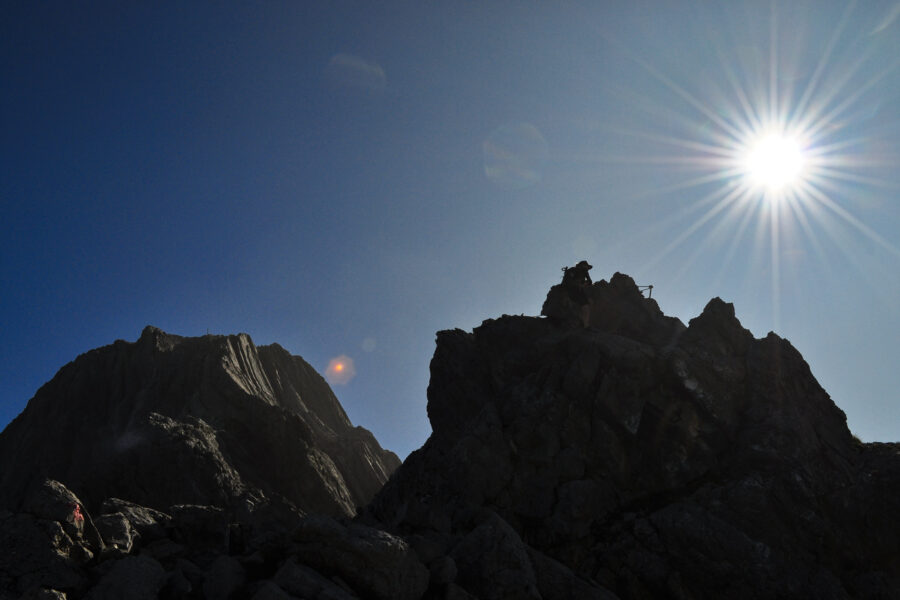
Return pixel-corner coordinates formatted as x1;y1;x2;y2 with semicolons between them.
605;3;900;334
742;131;807;195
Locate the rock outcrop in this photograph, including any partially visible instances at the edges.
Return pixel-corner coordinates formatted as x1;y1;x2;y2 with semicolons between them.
369;269;900;599
0;327;399;518
0;478;429;600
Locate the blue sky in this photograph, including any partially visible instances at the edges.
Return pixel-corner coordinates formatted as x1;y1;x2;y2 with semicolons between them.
3;2;900;459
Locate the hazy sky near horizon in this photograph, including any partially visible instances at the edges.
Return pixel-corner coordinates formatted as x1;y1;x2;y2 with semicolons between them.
3;2;900;459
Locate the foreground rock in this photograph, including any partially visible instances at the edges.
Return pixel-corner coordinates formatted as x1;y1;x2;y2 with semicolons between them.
0;326;399;518
0;479;429;600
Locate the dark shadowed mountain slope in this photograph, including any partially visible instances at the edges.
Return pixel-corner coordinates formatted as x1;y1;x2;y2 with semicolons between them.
0;326;399;518
369;268;900;599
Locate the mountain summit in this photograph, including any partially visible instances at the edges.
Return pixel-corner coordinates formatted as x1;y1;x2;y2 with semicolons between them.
1;266;898;599
0;326;399;518
368;268;899;599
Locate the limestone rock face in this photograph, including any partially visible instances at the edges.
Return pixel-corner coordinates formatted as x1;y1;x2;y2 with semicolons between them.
0;480;96;599
371;267;899;599
0;327;399;518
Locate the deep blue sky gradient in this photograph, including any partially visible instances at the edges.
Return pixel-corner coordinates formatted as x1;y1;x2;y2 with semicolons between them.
3;2;900;458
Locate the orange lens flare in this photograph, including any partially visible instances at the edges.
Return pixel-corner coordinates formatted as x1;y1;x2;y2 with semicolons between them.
325;355;355;385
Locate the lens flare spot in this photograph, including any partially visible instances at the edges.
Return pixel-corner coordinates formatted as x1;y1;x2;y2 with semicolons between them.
325;355;356;385
483;122;548;190
325;53;387;93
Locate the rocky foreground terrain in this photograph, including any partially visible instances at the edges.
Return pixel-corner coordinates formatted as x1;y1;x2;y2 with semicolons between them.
1;266;898;599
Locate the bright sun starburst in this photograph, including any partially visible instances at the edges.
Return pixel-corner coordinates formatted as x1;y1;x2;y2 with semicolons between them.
609;3;900;328
742;131;806;194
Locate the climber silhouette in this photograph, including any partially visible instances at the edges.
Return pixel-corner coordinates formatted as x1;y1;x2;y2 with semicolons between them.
562;260;592;287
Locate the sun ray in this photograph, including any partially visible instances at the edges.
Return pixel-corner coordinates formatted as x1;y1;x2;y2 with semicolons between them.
673;188;758;281
815;168;900;189
785;194;833;272
712;196;760;289
605;87;744;152
716;47;764;133
611;129;740;158
768;3;779;123
808;136;880;156
789;186;881;285
804;59;900;140
769;193;783;328
619;165;746;207
802;182;900;258
642;183;748;271
792;2;855;118
628;54;747;143
631;180;737;244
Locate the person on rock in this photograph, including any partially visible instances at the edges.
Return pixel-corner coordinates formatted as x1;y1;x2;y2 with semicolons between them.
549;260;593;324
562;260;593;288
70;503;85;535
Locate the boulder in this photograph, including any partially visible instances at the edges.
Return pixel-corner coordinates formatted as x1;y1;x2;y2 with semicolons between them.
21;480;103;553
272;559;358;600
449;512;541;600
94;512;137;554
99;498;171;542
0;511;88;598
19;589;69;600
251;580;300;600
203;555;247;600
84;555;165;600
290;515;429;600
168;504;229;556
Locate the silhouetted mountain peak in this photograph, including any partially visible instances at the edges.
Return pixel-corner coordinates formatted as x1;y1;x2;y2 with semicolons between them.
0;327;398;518
370;264;899;599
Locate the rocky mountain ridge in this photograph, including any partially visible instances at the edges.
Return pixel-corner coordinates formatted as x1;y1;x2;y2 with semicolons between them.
370;270;899;598
1;266;898;599
0;326;399;518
